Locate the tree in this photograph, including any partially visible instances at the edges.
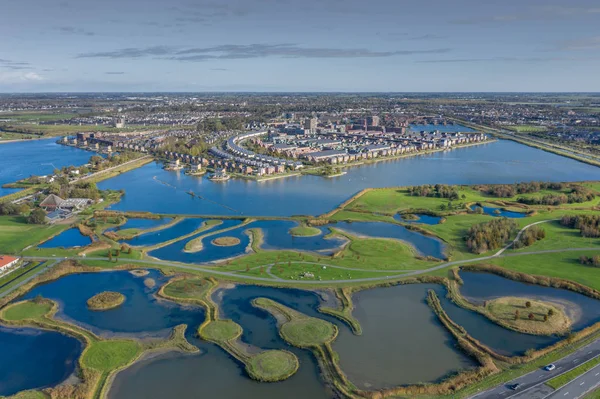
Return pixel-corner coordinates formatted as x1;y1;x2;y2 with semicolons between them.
528;313;535;320
27;208;46;224
548;309;554;317
515;310;520;320
543;315;548;322
525;301;532;308
108;251;113;262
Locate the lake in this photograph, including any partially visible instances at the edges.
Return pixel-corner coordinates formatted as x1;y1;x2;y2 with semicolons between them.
38;228;92;248
0;138;92;197
0;326;82;396
98;140;600;217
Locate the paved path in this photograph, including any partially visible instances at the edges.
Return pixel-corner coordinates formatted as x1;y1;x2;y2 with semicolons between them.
470;340;600;399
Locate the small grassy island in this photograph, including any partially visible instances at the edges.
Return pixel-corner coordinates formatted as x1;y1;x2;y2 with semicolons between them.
86;291;126;311
485;297;571;335
211;236;241;246
253;298;338;347
289;225;322;237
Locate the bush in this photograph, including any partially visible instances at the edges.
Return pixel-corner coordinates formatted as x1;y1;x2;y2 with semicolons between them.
561;215;600;238
407;184;459;200
466;218;519;254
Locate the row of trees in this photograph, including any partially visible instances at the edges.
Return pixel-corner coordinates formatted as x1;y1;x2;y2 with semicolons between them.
466;218;519;254
560;215;600;238
479;181;566;198
0;201;29;216
517;186;595;206
579;255;600;267
407;184;462;200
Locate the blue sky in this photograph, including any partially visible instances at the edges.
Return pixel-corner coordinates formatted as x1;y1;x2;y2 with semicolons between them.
1;0;599;92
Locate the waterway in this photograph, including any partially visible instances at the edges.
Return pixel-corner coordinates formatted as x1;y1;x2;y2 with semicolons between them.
106;217;173;232
459;272;600;330
332;221;446;259
38;228;92;248
333;284;476;389
0;326;82;396
98;140;600;217
394;213;442;225
121;218;208;247
0;138;92;197
22;270;204;336
470;205;528;218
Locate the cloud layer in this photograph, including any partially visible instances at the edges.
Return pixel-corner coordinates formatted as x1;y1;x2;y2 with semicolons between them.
77;44;451;61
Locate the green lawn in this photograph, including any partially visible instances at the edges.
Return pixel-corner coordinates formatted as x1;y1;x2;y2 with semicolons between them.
0;216;68;254
162;278;211;299
200;320;242;342
489;250;600;291
1;300;52;321
81;340;141;372
508;220;600;253
289;225;321;237
246;350;299;382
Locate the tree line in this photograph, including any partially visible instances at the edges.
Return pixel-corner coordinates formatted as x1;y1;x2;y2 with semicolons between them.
478;181;566;198
466;218;519;254
560;215;600;238
407;184;462;201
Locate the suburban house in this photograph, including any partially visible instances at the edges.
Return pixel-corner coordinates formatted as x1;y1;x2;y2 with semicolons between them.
0;255;20;273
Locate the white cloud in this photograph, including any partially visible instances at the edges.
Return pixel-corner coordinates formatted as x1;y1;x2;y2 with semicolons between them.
0;71;44;83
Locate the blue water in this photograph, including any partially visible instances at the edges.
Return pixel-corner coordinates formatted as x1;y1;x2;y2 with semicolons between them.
394;213;442;225
438;293;557;356
0;138;92;197
253;220;346;254
0;326;82;396
409;123;475;132
459;272;600;331
22;270;204;336
149;220;347;264
470;205;527;218
97;140;600;217
332;221;446;259
107;218;173;232
149;219;244;263
122;218;207;247
38;228;92;248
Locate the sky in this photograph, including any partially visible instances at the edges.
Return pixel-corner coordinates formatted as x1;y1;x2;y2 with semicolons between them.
1;0;600;92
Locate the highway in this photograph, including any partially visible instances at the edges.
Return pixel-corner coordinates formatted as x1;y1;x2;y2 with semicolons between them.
546;362;600;399
471;341;600;399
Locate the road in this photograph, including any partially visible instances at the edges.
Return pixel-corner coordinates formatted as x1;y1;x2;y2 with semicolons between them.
470;339;600;399
547;362;600;399
0;260;59;298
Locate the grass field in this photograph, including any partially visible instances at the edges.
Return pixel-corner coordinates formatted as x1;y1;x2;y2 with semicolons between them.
0;216;68;254
246;350;299;382
162;278;211;299
1;300;52;321
489;250;600;291
289;225;321;237
81;340;141;372
505;125;548;133
486;297;570;335
200;320;242;342
254;297;337;347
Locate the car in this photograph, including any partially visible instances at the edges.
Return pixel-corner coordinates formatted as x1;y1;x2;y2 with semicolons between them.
509;383;522;391
544;364;556;371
